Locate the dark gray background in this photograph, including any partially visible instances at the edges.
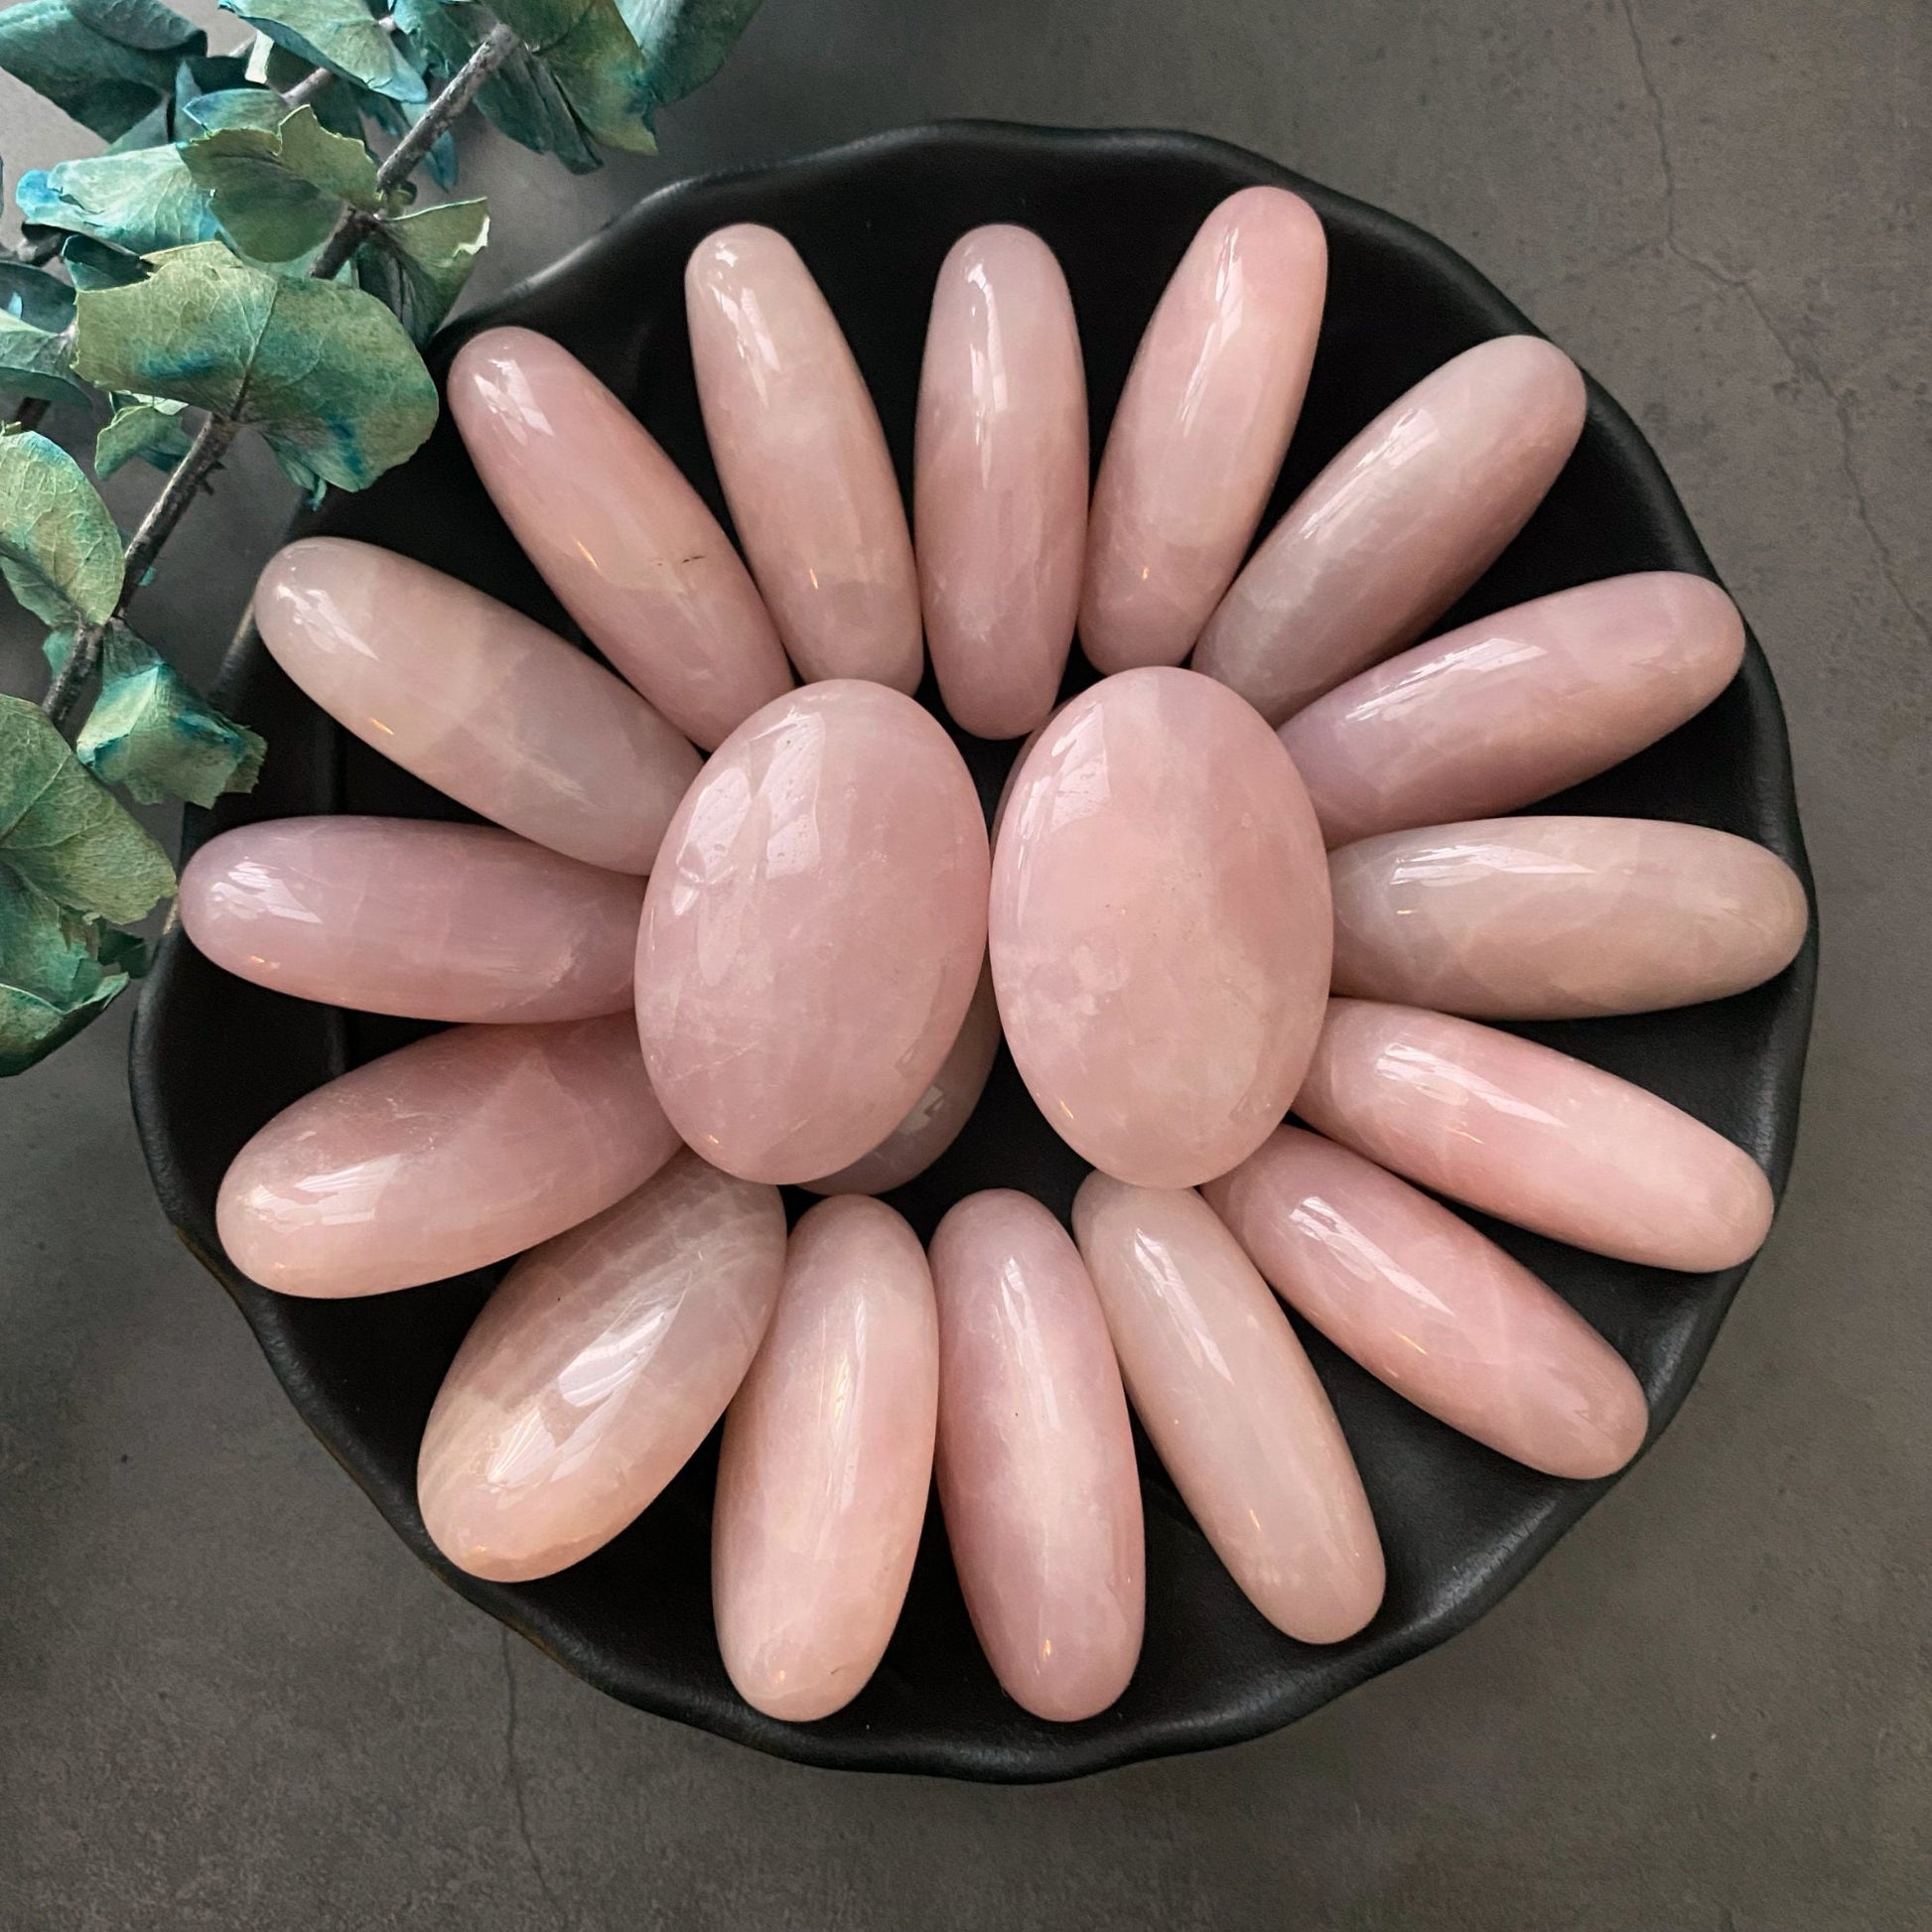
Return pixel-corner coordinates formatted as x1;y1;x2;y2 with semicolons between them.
2;2;1926;1926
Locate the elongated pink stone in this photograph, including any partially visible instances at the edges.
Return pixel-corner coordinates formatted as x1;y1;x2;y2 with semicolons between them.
803;960;1000;1196
254;538;700;874
685;224;921;692
449;327;792;751
418;1152;786;1582
991;667;1331;1187
1329;816;1808;1019
1194;336;1587;722
1081;188;1326;674
1203;1127;1649;1477
713;1196;938;1721
1073;1174;1384;1644
914;226;1087;739
636;682;990;1183
180;816;643;1024
216;1015;680;1298
1280;573;1746;847
929;1191;1145;1720
1296;1000;1775;1272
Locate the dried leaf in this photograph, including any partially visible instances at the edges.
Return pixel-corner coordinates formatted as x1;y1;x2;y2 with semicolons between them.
0;430;124;628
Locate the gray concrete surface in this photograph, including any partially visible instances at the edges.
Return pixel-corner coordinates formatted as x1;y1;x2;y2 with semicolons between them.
2;1;1927;1926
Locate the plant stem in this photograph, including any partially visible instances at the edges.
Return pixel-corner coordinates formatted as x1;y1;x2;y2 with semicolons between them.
280;66;337;108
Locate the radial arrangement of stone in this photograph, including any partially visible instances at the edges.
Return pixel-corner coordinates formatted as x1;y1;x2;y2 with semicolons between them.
184;188;1807;1727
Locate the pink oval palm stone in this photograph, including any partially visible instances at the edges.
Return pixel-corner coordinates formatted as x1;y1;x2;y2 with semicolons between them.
929;1191;1145;1721
713;1197;937;1721
1194;336;1587;722
685;224;921;692
1204;1127;1649;1478
1073;1174;1384;1644
1081;188;1326;673
915;225;1088;739
1329;816;1808;1019
990;667;1331;1187
449;327;792;750
1296;999;1775;1272
181;816;643;1023
216;1015;680;1298
1280;573;1746;846
418;1152;786;1582
254;538;700;873
636;682;990;1183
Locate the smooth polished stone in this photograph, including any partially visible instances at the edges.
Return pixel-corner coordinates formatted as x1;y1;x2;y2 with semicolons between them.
1072;1173;1384;1644
1280;573;1747;846
915;226;1087;740
1329;816;1809;1020
418;1152;785;1583
254;538;700;874
990;667;1331;1187
1081;188;1326;674
686;224;921;692
449;327;792;751
180;816;644;1024
1296;1000;1775;1273
929;1191;1145;1721
713;1197;937;1722
803;960;1000;1196
216;1016;680;1298
1203;1127;1649;1478
637;682;990;1183
1194;336;1587;723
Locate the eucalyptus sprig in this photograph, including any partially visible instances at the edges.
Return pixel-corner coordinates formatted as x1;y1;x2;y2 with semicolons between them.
0;0;763;1073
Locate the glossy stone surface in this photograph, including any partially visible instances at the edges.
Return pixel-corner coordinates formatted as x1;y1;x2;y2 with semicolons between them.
1280;572;1746;847
803;960;1000;1196
449;327;792;751
929;1191;1145;1721
1329;816;1809;1019
990;667;1331;1187
1194;336;1587;722
636;682;990;1183
216;1016;680;1299
418;1152;785;1583
1204;1127;1649;1478
254;538;700;874
1072;1174;1384;1644
915;226;1087;740
180;816;643;1024
1081;188;1326;674
713;1196;937;1721
1296;1000;1775;1272
685;224;921;692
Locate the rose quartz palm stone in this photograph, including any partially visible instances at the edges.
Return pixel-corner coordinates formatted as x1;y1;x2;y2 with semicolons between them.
1204;1127;1649;1479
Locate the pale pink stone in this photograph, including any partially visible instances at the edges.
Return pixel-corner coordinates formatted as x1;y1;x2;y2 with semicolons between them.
914;226;1086;739
636;682;990;1183
254;538;700;874
449;328;792;751
216;1015;680;1298
1203;1127;1649;1478
803;960;1000;1196
180;816;643;1024
418;1152;785;1582
929;1191;1145;1721
1193;336;1587;722
1081;188;1326;674
1329;816;1808;1020
713;1196;937;1722
1280;573;1746;847
685;224;921;692
1295;1000;1775;1273
990;668;1331;1187
1072;1174;1384;1644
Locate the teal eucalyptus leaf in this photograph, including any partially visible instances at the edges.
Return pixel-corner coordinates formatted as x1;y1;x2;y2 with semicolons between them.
61;233;150;291
95;394;194;476
619;0;764;108
0;869;135;1076
0;0;202;141
489;0;660;154
218;0;426;102
16;147;221;256
0;314;89;410
68;0;202;53
353;196;487;344
0;262;77;333
182;101;385;261
0;432;124;628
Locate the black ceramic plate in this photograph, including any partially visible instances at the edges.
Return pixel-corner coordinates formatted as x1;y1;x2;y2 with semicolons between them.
130;123;1816;1783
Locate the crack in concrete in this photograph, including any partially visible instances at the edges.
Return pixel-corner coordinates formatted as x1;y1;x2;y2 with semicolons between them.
501;1627;569;1931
